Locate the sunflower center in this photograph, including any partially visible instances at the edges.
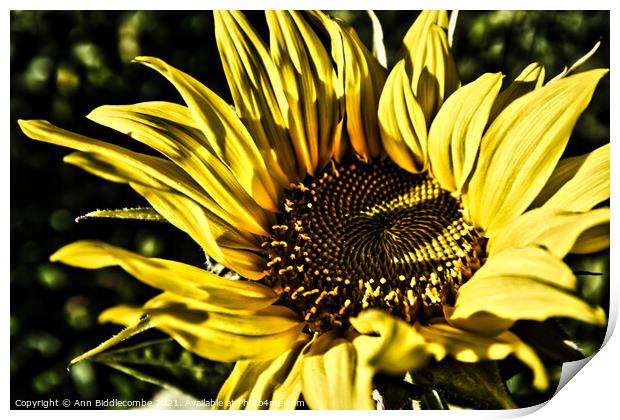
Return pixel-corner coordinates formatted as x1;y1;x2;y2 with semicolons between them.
262;160;484;333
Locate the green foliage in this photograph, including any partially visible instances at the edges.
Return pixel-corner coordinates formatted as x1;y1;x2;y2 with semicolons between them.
90;338;233;399
413;360;517;409
374;361;520;409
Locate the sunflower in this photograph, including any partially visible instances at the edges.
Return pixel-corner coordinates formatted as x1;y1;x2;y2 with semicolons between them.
18;10;609;409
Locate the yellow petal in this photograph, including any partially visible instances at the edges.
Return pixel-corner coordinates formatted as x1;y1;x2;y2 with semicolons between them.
447;10;458;47
213;247;269;282
145;297;303;362
378;60;428;173
99;297;303;363
146;293;301;334
215;335;309;410
63;150;155;185
266;11;341;174
318;12;386;160
489;62;545;121
301;332;374;410
350;309;437;374
339;22;385;160
428;72;503;192
464;69;608;235
548;41;602;83
19;119;199;192
91;100;200;129
570;222;610;254
532;143;610;212
64;149;265;255
451;247;607;333
18;119;253;239
488;207;610;258
402;11;449;49
133;56;281;213
98;304;145;325
130;184;267;279
131;183;258;254
214;11;301;185
90;102;274;236
402;11;460;125
367;11;387;68
61;149;205;212
88;102;275;220
415;321;548;391
51;240;277;310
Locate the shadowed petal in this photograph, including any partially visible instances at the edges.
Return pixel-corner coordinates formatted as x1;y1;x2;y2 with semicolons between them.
100;295;304;363
314;11;386;160
266;11;342;174
489;62;545;121
350;309;438;374
532;143;610;212
215;335;309;410
415;321;548;391
450;247;606;335
131;185;267;279
488;207;610;258
51;241;276;308
428;72;503;192
301;331;374;409
378;60;428;173
133;56;282;214
401;11;460;125
214;11;301;185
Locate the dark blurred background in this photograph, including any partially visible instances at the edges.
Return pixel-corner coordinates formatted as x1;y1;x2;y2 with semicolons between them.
10;11;610;408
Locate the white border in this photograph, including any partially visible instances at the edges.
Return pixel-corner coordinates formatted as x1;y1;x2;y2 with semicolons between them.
5;2;617;419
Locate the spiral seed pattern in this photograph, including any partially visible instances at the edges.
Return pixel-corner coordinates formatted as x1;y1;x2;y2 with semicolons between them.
263;159;484;333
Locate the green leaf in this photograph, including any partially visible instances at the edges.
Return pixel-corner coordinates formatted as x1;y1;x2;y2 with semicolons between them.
412;360;517;409
75;207;168;223
91;337;233;399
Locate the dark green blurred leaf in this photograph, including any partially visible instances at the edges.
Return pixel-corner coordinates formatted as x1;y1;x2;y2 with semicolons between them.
91;338;233;399
37;264;68;289
70;360;98;399
33;369;62;394
413;360;517;409
26;332;62;357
